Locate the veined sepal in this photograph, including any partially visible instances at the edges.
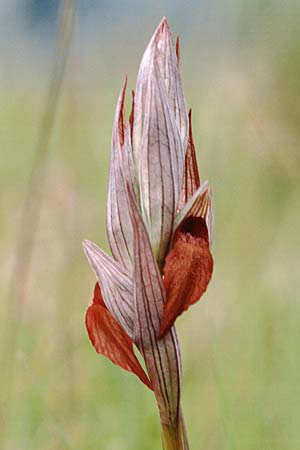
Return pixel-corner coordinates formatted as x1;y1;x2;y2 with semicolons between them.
132;17;188;268
82;239;134;339
127;185;182;426
106;78;134;269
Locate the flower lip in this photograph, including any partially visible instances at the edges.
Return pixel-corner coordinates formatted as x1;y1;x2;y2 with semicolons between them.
159;227;213;338
177;216;209;242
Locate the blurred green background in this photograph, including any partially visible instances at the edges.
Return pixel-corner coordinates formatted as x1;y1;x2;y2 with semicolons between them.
1;1;300;449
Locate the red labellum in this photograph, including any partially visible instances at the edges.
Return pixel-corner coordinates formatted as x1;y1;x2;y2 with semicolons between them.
86;283;153;390
159;218;213;337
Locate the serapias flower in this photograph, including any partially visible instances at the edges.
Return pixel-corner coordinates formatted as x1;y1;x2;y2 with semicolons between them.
83;17;213;450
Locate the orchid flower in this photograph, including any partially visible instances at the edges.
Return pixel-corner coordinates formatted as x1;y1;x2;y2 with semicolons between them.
83;17;214;450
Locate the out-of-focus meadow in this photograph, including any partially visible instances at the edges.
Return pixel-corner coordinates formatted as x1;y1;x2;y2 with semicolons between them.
1;1;300;449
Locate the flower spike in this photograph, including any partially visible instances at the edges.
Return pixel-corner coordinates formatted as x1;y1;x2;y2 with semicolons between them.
83;17;213;450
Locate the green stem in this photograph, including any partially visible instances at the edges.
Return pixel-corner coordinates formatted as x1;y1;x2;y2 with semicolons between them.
161;408;190;450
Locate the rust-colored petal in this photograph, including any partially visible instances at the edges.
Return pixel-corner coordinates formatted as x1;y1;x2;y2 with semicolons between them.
129;90;135;140
159;222;213;337
175;36;180;63
93;282;104;305
86;283;152;390
177;110;200;211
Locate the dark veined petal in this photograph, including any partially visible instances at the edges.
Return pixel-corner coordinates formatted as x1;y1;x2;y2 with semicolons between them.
82;240;134;339
122;111;138;204
127;186;182;426
153;21;188;145
138;63;184;266
133;17;188;160
177;110;201;211
131;17;188;267
106;78;134;268
159;222;213;337
86;283;152;390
